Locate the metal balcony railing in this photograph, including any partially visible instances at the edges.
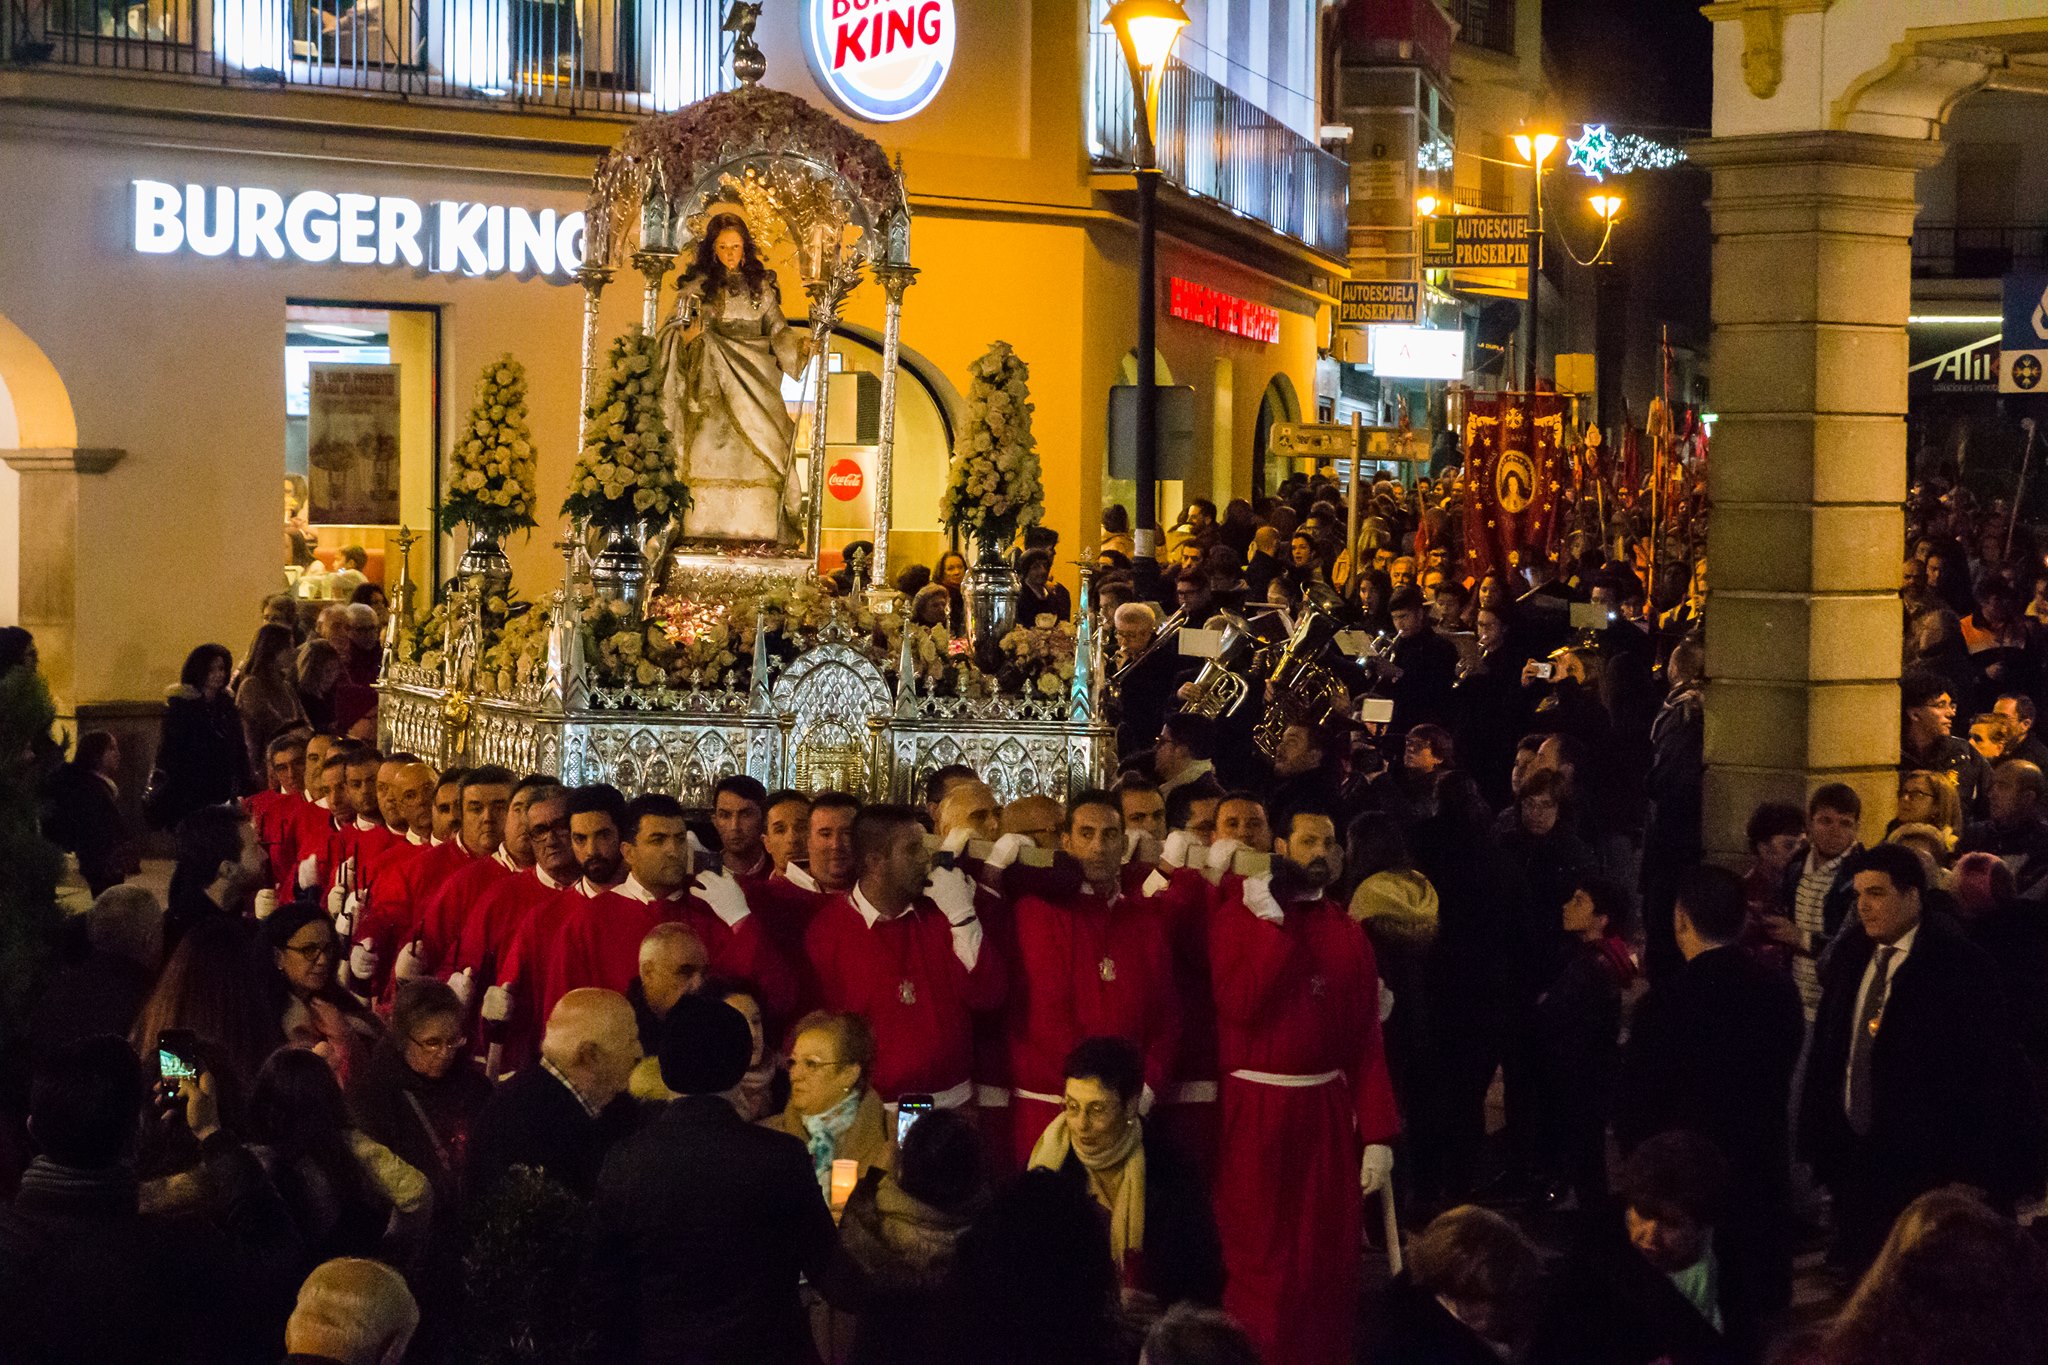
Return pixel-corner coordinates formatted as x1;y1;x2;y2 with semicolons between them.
1912;223;2048;279
1088;31;1349;261
1448;0;1515;56
2;0;724;114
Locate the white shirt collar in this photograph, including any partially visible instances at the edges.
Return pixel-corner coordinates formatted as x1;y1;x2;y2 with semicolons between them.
429;835;444;847
575;875;608;899
850;883;918;928
492;845;519;872
355;816;378;831
1875;922;1919;960
782;863;821;894
406;830;426;845
314;796;331;811
619;873;667;904
535;865;565;892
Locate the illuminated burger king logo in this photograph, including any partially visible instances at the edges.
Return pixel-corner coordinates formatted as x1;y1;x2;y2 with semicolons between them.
803;0;956;123
827;458;865;500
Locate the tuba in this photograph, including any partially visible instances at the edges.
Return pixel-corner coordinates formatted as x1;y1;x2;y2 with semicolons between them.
1177;613;1260;720
1253;598;1351;755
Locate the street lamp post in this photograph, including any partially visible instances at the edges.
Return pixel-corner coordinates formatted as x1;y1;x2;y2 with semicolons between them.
1106;0;1188;567
1512;131;1559;397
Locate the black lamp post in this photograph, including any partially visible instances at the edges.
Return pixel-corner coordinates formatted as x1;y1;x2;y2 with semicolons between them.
1513;131;1558;396
1105;0;1188;567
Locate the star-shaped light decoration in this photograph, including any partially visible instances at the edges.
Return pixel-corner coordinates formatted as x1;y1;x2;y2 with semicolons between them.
1567;124;1618;181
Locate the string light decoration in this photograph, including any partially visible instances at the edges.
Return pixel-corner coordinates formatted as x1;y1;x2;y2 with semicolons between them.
1417;136;1455;172
1565;123;1687;181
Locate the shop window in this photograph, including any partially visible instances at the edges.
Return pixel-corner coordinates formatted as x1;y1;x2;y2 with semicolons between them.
284;302;439;610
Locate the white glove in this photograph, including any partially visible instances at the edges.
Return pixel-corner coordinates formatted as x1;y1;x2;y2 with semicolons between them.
984;832;1032;871
1124;830;1160;867
784;862;821;893
1138;1083;1156;1117
693;869;752;928
253;889;277;921
1205;838;1244;874
481;984;514;1024
1242;874;1285;925
394;938;429;982
325;884;346;918
1378;980;1396;1023
1141;867;1171;898
446;967;475;1011
1160;830;1198;869
333;902;355;941
337;856;356;891
1360;1143;1394;1196
925;865;979;925
348;940;381;984
940;824;974;857
686;829;710;859
297;854;320;890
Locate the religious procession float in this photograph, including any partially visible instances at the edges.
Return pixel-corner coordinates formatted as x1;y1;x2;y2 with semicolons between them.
376;16;1111;807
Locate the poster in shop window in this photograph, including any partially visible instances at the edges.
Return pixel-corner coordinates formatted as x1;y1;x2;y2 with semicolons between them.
307;364;401;525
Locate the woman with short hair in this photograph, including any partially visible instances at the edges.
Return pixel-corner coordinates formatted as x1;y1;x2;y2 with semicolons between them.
764;1009;891;1204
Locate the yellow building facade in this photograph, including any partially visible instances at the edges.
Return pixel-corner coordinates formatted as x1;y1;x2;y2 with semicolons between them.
0;0;1343;734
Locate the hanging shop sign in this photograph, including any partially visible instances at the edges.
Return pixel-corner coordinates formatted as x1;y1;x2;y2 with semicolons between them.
2001;274;2048;393
1168;278;1281;344
1340;280;1419;325
1447;212;1529;269
1368;325;1464;380
130;180;587;279
802;0;957;123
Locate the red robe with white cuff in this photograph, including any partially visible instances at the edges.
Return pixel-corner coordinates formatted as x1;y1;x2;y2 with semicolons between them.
1210;887;1399;1365
417;847;518;976
246;789;309;892
1005;880;1180;1165
349;839;474;1001
805;887;1008;1105
541;876;794;1027
446;866;581;1069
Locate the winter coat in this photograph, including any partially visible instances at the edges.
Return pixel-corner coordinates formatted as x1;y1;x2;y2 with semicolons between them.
838;1168;981;1365
149;684;250;828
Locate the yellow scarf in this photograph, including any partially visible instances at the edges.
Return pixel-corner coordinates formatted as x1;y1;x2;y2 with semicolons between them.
1028;1113;1146;1270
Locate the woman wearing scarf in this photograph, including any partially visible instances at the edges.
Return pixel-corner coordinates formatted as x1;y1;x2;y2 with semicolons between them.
1027;1036;1224;1326
765;1010;892;1207
266;902;381;1092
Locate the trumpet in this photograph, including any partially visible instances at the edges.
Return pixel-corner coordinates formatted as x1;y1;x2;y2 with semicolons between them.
1178;613;1261;720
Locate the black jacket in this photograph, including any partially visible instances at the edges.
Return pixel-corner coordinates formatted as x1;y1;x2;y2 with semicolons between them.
1529;1214;1740;1365
41;762;132;894
585;1093;861;1365
1958;815;2048;897
347;1041;493;1230
468;1064;640;1202
0;1142;301;1365
1048;1126;1223;1311
1388;627;1460;737
1369;1273;1512;1365
149;687;250;829
29;950;155;1066
1800;913;2046;1210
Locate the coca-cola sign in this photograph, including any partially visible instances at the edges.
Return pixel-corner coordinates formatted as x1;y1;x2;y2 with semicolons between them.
827;458;865;500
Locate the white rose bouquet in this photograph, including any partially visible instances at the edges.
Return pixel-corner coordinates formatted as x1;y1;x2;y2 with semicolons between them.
939;340;1043;555
563;328;688;535
442;354;540;540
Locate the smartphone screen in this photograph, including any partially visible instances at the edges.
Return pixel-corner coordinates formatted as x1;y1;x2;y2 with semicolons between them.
157;1029;199;1080
157;1048;197;1080
895;1096;933;1145
1533;662;1555;681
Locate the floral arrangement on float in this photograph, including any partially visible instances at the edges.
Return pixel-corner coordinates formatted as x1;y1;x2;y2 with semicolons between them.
939;340;1043;557
578;582;910;693
442;356;541;541
997;620;1080;699
564;329;686;606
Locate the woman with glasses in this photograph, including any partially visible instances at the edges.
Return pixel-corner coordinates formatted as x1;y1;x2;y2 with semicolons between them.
765;1010;891;1209
267;902;380;1090
348;980;492;1232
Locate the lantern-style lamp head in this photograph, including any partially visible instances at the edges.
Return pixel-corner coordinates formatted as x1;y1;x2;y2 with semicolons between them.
1512;131;1560;166
1415;194;1439;218
1105;0;1189;168
1589;193;1623;222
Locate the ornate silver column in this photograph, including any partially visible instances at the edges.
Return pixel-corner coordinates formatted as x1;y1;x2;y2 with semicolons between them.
574;265;614;452
634;251;674;335
801;260;862;569
870;262;918;592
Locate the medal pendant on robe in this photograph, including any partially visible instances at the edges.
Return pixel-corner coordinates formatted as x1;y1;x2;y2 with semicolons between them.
1099;957;1117;983
899;978;918;1005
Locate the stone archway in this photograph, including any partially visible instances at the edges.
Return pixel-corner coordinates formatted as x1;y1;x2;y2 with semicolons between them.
0;309;120;717
1697;6;2048;856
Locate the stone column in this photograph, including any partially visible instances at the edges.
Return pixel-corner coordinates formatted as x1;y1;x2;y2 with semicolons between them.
1691;131;1944;858
2;446;124;718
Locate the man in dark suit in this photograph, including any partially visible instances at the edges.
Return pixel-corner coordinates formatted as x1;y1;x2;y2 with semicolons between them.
1618;865;1804;1323
468;989;643;1202
585;994;861;1364
1800;843;2046;1269
41;730;134;896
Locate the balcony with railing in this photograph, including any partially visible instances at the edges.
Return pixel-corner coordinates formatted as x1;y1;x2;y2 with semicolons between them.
1;0;726;114
1087;30;1349;261
1913;223;2048;279
1448;0;1515;57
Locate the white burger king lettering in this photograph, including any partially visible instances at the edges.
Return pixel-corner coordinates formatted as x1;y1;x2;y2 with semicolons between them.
802;0;955;123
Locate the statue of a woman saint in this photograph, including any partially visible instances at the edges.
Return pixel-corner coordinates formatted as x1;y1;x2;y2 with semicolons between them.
656;213;810;546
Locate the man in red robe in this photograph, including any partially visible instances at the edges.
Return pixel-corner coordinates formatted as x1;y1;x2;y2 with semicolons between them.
1005;790;1179;1165
1141;824;1233;1177
805;803;1007;1115
446;784;579;1009
540;793;790;1023
246;732;309;891
1211;806;1399;1365
710;774;772;880
344;765;512;1001
747;791;859;1021
409;773;559;979
762;788;810;881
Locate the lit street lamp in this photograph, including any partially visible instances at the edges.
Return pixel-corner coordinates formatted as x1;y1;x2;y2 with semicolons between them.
1105;0;1187;564
1512;130;1559;396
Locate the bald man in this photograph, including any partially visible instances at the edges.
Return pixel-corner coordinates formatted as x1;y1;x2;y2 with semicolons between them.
627;922;709;1100
284;1258;419;1365
379;760;437;844
468;988;642;1200
937;780;1001;848
1001;795;1063;850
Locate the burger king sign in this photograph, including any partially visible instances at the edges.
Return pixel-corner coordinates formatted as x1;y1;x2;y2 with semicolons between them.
802;0;956;123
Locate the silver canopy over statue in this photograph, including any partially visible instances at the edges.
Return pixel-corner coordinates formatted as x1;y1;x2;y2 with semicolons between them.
656;212;809;545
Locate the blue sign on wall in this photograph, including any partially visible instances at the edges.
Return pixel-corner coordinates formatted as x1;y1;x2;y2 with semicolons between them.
2000;273;2048;393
